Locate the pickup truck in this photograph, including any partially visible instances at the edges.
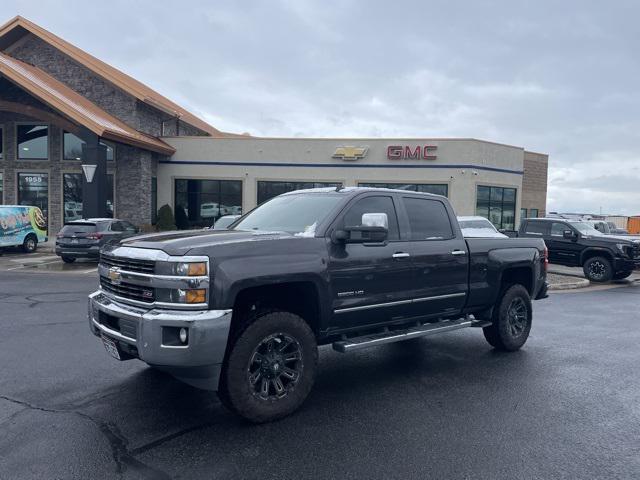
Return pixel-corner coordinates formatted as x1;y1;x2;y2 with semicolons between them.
519;217;640;282
88;187;548;422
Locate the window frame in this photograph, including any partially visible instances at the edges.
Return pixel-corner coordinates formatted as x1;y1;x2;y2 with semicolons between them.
0;125;4;160
475;184;517;230
332;193;402;242
530;208;539;218
256;179;343;205
16;123;49;161
17;171;50;222
61;170;116;223
173;177;244;228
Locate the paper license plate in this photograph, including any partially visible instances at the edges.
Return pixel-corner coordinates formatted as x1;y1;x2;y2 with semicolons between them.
101;335;121;360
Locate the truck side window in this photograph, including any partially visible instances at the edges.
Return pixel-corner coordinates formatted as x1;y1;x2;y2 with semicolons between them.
402;197;453;240
343;196;399;240
550;222;568;237
524;221;549;236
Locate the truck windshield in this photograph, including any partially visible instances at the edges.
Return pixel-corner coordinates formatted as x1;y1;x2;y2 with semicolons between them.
233;193;343;235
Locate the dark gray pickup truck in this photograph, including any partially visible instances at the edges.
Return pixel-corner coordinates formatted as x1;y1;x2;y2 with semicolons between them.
88;187;548;422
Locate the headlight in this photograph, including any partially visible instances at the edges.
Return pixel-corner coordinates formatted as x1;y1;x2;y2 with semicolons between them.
156;261;208;276
156;288;207;304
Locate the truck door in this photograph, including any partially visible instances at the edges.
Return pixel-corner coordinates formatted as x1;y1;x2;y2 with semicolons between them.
548;222;582;265
399;195;468;318
328;194;415;329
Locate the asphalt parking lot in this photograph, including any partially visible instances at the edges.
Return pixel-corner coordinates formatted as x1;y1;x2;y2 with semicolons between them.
1;264;639;479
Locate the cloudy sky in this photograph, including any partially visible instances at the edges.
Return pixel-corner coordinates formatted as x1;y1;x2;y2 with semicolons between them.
5;1;640;214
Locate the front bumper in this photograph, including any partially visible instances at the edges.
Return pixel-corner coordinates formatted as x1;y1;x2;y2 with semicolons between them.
613;257;640;271
88;291;232;390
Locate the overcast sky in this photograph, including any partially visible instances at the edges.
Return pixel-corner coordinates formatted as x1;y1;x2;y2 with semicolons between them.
5;1;640;214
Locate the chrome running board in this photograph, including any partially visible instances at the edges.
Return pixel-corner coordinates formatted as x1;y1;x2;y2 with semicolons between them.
332;317;491;353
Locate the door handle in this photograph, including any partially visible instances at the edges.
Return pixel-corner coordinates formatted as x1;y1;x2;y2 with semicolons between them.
392;252;410;259
451;250;466;256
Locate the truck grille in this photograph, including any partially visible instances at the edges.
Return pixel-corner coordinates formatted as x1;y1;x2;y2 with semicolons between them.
100;277;155;303
100;254;155;274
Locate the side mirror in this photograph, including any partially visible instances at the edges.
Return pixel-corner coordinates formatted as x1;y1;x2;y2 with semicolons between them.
332;212;389;245
563;230;576;240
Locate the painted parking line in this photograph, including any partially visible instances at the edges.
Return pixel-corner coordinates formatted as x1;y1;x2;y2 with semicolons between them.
6;259;61;271
8;255;58;263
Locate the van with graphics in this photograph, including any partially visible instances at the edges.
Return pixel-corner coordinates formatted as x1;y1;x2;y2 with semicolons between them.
0;205;48;253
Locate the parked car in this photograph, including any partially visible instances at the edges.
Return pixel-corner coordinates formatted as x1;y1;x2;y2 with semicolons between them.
607;222;631;235
200;203;221;218
457;216;508;238
56;218;139;263
90;187;548;422
212;215;241;230
0;205;48;253
519;218;640;282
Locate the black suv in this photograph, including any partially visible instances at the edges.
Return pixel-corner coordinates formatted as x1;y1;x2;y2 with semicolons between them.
519;218;640;282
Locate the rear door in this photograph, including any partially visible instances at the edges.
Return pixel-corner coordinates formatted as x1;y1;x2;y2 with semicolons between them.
399;195;468;318
328;194;415;329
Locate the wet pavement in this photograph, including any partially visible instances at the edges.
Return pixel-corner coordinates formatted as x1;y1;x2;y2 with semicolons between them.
1;270;639;479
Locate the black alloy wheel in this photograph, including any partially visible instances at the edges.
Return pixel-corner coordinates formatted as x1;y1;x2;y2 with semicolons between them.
583;256;613;283
483;284;532;351
247;332;303;400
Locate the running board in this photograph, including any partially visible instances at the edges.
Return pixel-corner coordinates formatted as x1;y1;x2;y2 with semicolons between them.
332;318;490;353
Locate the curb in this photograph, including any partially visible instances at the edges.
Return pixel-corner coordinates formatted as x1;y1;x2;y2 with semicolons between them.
548;277;590;291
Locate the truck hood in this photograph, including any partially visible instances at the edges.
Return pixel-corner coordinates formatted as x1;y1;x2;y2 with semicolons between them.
116;229;295;256
582;234;640;244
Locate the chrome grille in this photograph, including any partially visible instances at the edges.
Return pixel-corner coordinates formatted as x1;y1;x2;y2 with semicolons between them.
100;254;155;274
100;277;155;303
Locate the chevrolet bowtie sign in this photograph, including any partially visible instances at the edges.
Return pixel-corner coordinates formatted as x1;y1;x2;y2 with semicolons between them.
332;146;368;161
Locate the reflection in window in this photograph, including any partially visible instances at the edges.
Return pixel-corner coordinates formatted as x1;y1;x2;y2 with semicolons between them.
18;173;49;221
175;179;242;228
257;181;341;205
62;173;114;222
476;186;517;230
63;132;114;161
358;183;448;197
17;125;48;159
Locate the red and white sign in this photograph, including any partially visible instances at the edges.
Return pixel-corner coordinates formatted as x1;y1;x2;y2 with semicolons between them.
387;145;437;160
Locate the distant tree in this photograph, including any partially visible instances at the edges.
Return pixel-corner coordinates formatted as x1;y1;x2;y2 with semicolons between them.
175;205;189;230
156;204;176;231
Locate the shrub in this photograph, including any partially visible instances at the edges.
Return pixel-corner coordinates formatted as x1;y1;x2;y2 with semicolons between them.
156;204;176;231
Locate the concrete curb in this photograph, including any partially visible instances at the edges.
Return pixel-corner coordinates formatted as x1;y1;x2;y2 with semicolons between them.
548;276;590;291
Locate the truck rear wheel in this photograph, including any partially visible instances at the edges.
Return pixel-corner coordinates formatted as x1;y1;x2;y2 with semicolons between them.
483;284;532;351
219;310;318;423
583;256;613;282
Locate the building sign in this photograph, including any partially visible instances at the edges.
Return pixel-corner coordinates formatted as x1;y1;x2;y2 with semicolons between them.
387;145;437;160
332;146;368;161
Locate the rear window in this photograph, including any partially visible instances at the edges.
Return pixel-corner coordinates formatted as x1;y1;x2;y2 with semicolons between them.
60;223;97;234
403;197;453;240
523;221;549;235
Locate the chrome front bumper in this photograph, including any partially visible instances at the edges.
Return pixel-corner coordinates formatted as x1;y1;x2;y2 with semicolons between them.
88;291;232;390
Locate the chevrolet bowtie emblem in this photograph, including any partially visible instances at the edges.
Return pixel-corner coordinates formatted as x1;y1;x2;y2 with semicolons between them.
108;267;122;285
332;146;368;161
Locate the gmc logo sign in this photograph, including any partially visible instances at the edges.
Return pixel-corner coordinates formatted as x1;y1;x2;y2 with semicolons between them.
387;145;437;160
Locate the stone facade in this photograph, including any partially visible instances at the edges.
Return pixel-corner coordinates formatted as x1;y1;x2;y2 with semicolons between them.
522;151;548;217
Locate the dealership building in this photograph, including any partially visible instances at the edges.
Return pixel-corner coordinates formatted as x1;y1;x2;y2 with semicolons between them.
0;16;548;236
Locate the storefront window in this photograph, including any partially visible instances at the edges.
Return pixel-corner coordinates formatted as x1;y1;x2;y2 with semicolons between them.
18;173;48;221
0;172;3;204
530;208;539;218
63;173;114;223
476;185;517;230
175;179;242;228
358;183;448;197
0;127;3;159
17;125;48;160
257;181;342;205
63;132;114;161
520;208;527;219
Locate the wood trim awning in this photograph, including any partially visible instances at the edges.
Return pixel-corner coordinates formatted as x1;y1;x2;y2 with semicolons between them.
0;52;175;155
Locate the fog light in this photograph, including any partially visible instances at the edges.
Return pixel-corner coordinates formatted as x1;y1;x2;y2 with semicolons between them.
185;289;206;303
179;328;188;344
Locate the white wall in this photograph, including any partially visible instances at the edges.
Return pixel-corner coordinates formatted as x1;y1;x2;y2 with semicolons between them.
158;137;524;219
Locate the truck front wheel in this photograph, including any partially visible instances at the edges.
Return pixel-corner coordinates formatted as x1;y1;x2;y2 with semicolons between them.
483;284;532;351
583;256;613;282
219;310;318;423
